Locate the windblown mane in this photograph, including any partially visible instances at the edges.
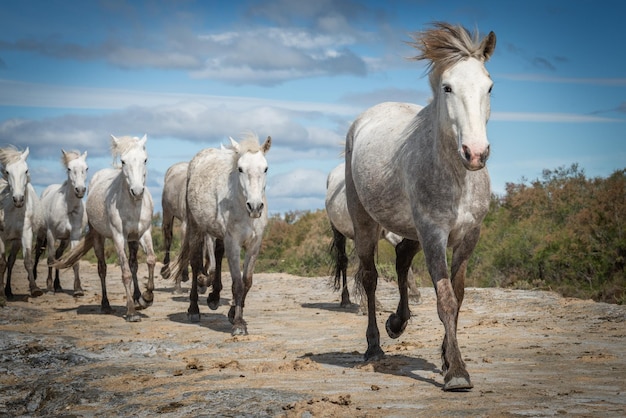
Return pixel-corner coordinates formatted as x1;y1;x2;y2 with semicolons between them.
111;136;144;167
61;150;81;167
408;22;488;89
0;146;23;167
229;132;263;155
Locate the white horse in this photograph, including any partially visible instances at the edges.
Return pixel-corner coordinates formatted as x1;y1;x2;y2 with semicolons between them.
345;23;496;390
173;133;271;335
34;150;88;296
325;162;421;308
55;135;156;322
160;161;215;294
0;146;45;299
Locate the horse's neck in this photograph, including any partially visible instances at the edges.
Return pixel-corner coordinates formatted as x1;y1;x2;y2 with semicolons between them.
425;101;468;181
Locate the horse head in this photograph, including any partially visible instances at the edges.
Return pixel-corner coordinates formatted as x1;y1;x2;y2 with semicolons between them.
111;134;148;200
230;135;271;218
1;147;30;208
411;22;496;171
63;149;88;198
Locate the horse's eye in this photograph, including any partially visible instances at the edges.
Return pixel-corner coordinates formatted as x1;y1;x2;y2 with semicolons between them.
443;85;452;94
121;160;126;165
68;167;71;172
488;85;493;94
264;167;268;173
144;159;147;164
238;167;243;173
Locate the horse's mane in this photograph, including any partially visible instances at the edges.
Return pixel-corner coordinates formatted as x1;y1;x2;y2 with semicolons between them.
408;22;488;89
0;146;23;167
110;136;144;167
61;150;82;167
228;132;263;155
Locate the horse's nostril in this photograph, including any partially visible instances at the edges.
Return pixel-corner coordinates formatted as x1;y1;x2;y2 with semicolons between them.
462;145;472;161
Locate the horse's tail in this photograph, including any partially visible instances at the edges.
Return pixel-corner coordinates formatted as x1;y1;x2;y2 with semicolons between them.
329;223;348;291
52;228;95;269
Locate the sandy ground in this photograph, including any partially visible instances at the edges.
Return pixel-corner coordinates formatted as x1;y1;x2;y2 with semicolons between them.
0;261;625;417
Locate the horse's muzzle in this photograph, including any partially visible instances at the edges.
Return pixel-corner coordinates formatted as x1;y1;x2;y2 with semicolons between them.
460;144;490;171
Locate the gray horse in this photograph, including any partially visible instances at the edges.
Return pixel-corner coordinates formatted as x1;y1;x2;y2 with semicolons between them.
173;134;271;336
345;22;496;391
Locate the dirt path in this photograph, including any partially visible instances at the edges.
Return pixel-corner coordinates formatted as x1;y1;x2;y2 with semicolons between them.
1;261;625;417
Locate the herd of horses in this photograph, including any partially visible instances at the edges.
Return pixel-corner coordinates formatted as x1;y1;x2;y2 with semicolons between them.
0;23;496;391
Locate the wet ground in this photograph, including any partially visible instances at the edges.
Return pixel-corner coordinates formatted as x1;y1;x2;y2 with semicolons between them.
1;261;625;417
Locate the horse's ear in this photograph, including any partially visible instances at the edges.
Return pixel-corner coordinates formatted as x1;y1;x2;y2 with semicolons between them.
82;151;88;159
262;136;272;154
22;147;30;161
481;31;496;62
139;134;147;147
111;134;120;146
229;137;239;152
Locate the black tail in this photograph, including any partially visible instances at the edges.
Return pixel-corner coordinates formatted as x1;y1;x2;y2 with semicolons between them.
329;224;348;291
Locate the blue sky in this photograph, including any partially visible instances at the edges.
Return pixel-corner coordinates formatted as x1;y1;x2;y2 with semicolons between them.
1;0;624;216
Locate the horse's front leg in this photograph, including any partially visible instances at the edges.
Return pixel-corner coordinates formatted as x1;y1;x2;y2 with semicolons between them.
187;230;205;322
422;231;471;391
137;231;156;308
225;240;247;336
68;237;84;296
386;238;420;338
112;235;139;322
0;239;7;301
128;240;142;306
207;238;224;310
21;231;43;297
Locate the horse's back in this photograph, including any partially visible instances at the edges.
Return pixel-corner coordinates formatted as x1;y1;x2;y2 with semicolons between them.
162;162;188;220
186;148;232;235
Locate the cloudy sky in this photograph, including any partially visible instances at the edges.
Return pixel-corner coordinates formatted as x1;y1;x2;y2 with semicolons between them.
1;0;624;216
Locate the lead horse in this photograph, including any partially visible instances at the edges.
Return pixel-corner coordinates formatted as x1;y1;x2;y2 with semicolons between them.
55;135;156;322
345;22;496;390
173;133;271;335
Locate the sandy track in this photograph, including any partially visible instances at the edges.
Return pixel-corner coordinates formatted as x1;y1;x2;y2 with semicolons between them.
1;261;624;417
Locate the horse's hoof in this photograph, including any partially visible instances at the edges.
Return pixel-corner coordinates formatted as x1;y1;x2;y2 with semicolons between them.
73;289;84;297
231;326;248;336
198;285;207;295
101;305;113;315
188;312;201;323
227;306;236;324
30;287;44;298
160;266;170;279
385;313;408;339
443;376;473;391
125;314;142;323
138;292;154;309
364;346;385;362
207;295;220;310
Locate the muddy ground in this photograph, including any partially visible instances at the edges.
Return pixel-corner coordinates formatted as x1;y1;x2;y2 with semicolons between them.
0;261;625;417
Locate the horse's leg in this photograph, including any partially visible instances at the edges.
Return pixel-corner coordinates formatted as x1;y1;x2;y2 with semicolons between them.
68;237;84;296
33;232;46;283
225;239;247;336
160;211;174;279
0;239;6;301
422;229;472;391
138;231;156;308
187;230;204;322
207;238;224;310
386;238;420;338
172;220;188;295
128;240;141;307
53;239;69;293
92;233;111;314
111;232;139;322
21;232;42;298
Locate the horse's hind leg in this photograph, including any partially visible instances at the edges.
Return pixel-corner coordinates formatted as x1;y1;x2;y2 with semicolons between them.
386;238;420;339
207;238;224;311
330;224;351;307
160;212;174;279
188;230;207;322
